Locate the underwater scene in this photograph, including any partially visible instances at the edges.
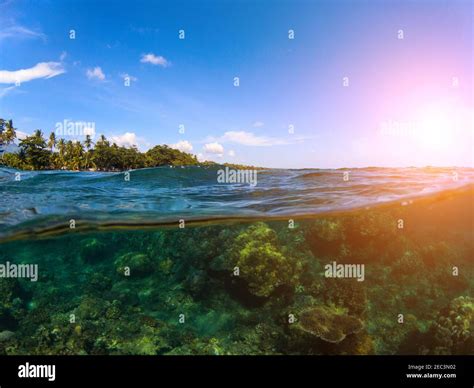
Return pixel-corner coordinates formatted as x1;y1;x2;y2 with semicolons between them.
0;166;472;355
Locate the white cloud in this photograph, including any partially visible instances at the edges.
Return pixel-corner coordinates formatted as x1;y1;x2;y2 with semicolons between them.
86;66;105;81
140;53;169;67
0;85;16;98
228;149;236;157
0;129;30;140
206;130;311;147
253;121;264;127
0;62;65;84
170;140;193;153
203;142;224;156
0;25;46;42
59;51;67;61
16;130;29;140
220;131;287;147
110;132;139;147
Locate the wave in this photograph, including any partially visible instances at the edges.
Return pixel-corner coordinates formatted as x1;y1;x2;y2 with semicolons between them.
0;166;473;240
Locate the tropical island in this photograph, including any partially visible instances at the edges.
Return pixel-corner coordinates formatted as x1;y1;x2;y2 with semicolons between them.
0;118;257;171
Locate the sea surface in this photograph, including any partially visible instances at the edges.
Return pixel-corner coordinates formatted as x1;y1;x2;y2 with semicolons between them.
1;166;473;239
0;166;472;355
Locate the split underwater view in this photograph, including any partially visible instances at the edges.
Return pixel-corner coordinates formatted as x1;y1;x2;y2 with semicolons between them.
0;0;473;383
0;166;472;355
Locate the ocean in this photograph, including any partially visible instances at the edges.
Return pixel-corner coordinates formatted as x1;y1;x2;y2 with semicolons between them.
0;166;472;355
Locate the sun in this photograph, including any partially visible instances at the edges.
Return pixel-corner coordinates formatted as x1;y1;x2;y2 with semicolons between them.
412;101;459;151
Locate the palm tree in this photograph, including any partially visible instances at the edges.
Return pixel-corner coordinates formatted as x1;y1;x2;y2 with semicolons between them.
19;130;49;169
52;137;65;169
33;129;44;142
57;138;66;156
0;121;199;170
48;132;56;152
84;134;93;169
84;134;93;150
72;141;84;170
3;120;16;145
64;140;74;169
97;134;109;146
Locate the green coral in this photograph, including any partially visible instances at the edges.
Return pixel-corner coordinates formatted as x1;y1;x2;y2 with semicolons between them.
370;313;419;354
0;278;24;331
228;222;301;298
167;337;224;355
309;219;344;242
430;296;474;354
79;238;108;263
114;252;153;277
391;250;424;279
322;278;367;316
0;278;20;310
305;219;345;257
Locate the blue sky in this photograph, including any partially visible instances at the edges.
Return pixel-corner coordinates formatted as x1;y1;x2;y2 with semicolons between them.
0;0;472;168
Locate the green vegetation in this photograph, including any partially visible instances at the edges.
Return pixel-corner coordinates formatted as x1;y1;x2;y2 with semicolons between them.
1;118;267;172
1;118;265;171
0;119;198;170
1;118;261;171
0;119;17;146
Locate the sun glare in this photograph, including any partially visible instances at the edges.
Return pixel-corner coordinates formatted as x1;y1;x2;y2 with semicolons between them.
411;100;466;151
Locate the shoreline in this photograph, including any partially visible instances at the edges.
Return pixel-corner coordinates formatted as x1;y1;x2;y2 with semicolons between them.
0;163;267;173
2;165;472;173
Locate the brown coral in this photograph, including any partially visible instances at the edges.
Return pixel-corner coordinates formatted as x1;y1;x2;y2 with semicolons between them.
298;306;364;343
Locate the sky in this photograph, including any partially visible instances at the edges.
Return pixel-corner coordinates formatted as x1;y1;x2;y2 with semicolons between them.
0;0;472;168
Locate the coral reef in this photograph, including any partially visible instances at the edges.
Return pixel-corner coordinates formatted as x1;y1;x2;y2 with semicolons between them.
79;238;109;263
297;305;364;343
0;278;25;331
0;195;472;355
114;252;153;277
225;222;302;298
429;296;474;354
321;278;367;316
